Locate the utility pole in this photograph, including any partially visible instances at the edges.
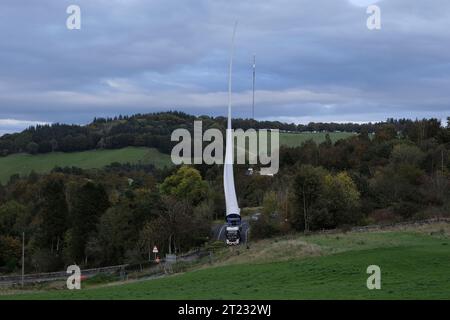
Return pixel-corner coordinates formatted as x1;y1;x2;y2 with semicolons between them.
21;231;25;288
252;55;256;119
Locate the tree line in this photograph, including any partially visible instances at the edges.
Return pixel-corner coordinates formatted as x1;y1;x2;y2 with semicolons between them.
0;111;426;157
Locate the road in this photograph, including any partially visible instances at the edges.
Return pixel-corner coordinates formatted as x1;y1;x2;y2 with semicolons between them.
212;219;250;245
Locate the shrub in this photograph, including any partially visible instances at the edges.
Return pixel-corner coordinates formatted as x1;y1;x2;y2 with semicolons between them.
250;217;280;240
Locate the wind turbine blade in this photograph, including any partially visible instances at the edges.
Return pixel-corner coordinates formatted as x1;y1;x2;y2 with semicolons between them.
224;21;240;216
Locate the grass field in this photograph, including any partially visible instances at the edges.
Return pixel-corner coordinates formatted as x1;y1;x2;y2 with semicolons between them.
3;223;448;300
279;132;356;147
0;147;172;184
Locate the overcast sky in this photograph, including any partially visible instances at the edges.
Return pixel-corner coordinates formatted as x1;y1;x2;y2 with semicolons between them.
0;0;449;134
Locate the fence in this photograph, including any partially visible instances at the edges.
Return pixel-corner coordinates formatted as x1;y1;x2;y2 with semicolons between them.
0;249;208;287
0;264;128;286
314;217;450;235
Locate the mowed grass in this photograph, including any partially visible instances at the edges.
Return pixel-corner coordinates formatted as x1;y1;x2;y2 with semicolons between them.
0;147;172;184
3;226;449;300
280;132;356;148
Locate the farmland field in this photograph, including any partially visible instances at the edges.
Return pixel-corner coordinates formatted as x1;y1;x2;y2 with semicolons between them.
279;131;356;147
0;147;171;184
2;223;448;300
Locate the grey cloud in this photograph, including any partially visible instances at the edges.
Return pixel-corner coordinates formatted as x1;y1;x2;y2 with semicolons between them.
0;0;449;133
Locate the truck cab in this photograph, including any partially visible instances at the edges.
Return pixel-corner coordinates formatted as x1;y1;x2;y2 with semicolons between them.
225;214;242;245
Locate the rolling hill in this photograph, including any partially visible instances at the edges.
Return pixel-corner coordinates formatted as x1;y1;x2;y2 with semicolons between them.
0;132;355;184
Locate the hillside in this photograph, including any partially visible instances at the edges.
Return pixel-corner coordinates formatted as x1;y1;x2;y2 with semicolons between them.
3;222;449;299
0;111;386;158
279;132;355;147
0;147;171;184
0;132;353;184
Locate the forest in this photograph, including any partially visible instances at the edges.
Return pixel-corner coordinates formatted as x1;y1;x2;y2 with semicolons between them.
0;115;449;274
